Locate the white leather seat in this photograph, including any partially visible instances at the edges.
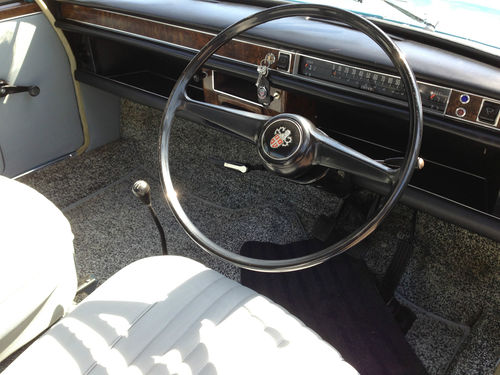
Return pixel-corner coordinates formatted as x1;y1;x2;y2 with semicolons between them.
3;255;358;374
0;176;77;362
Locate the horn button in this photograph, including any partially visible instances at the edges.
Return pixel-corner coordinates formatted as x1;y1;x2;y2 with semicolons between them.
258;114;315;177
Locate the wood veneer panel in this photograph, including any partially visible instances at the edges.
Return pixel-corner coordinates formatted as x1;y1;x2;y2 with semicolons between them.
285;92;317;121
0;1;39;21
445;90;482;122
60;3;282;68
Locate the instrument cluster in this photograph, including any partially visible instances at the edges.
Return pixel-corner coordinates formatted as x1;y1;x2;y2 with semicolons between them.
295;54;500;130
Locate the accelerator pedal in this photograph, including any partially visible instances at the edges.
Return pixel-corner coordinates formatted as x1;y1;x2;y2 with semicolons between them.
378;210;418;333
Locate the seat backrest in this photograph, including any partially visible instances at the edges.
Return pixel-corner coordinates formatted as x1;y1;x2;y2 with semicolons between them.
0;176;77;362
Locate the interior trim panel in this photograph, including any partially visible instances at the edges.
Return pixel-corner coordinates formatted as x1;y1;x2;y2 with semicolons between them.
58;0;500;98
55;1;500;242
60;4;293;71
0;1;40;21
59;3;500;134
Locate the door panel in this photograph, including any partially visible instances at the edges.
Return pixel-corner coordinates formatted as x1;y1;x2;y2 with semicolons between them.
0;10;83;177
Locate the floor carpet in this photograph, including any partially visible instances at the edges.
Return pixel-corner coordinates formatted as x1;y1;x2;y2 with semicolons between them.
4;99;498;375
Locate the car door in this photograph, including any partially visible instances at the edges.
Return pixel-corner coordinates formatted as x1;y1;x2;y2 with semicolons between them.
0;0;84;177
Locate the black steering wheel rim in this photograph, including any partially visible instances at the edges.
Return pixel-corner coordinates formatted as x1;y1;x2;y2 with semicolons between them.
160;4;423;272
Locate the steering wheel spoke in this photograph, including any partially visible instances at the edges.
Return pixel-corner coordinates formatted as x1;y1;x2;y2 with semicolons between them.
313;130;398;184
177;94;269;144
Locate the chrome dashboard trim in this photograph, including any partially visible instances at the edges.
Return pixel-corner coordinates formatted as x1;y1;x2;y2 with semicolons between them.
437;88;500;130
64;15;295;67
476;97;500;128
14;152;75;179
277;50;293;73
293;52;451;115
2;11;42;22
211;71;264;108
64;14;499;132
66;19;202;53
292;53;301;75
210;71;283;113
292;52;499;131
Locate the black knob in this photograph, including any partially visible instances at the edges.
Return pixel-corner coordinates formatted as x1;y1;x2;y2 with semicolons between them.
132;180;151;206
131;180;168;255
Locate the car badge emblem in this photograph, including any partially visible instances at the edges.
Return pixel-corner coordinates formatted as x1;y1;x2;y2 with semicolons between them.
270;126;292;149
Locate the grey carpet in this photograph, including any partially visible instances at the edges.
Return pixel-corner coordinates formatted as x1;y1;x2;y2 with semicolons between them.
64;167;308;287
18;139;140;209
397;295;469;375
356;201;500;375
5;98;498;375
402;213;500;375
122;99;341;232
446;310;500;375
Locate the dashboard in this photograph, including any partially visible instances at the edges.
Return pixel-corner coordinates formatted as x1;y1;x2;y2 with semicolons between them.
55;0;500;240
296;54;500;128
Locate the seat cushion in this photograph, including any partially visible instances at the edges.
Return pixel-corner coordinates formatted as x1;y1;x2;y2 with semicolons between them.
0;176;77;362
4;256;358;374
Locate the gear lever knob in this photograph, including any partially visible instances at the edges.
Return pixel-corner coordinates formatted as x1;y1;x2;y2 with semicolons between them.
132;180;168;255
132;180;151;206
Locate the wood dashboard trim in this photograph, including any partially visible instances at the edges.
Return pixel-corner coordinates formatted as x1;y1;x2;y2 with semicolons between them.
445;90;483;123
59;4;500;133
0;1;40;21
59;3;293;71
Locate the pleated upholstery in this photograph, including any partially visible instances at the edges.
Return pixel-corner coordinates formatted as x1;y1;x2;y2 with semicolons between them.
4;256;358;375
0;176;77;362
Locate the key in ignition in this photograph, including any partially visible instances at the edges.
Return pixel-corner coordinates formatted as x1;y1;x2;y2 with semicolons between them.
255;53;275;107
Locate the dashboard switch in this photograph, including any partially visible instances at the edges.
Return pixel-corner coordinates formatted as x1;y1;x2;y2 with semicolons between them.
277;53;291;71
455;107;466;118
459;94;470;104
478;101;500;125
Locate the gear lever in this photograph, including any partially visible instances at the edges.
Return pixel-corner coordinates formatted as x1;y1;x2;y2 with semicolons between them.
132;180;168;255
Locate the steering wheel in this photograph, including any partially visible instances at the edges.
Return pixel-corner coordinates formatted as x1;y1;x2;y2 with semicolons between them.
160;4;423;272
